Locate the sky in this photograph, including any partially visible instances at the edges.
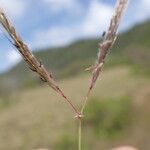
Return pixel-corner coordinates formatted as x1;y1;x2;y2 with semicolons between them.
0;0;150;73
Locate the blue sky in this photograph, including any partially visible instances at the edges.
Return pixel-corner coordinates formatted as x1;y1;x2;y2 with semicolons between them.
0;0;150;73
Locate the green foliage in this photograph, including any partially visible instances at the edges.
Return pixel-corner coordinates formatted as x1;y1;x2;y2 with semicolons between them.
84;96;133;139
54;133;91;150
54;134;76;150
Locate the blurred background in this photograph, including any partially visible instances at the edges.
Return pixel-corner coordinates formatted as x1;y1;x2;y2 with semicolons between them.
0;0;150;149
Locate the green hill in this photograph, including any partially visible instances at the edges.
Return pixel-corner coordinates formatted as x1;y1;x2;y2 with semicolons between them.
0;21;150;96
0;66;149;150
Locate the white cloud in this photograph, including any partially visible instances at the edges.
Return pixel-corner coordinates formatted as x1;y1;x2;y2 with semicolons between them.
139;0;150;20
0;0;27;19
0;49;21;73
125;0;150;25
32;26;79;48
36;0;150;49
32;0;114;48
44;0;74;7
43;0;82;15
82;0;113;37
7;50;21;64
142;0;150;6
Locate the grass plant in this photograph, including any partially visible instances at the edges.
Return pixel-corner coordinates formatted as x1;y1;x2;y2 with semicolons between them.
0;0;129;149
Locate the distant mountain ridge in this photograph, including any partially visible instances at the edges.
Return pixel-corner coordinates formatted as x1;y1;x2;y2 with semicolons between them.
0;21;149;96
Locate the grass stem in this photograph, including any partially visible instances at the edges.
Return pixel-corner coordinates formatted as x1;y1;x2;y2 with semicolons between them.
78;118;82;150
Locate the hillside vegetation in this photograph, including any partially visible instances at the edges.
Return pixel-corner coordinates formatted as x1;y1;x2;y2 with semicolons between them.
0;66;149;150
0;21;150;96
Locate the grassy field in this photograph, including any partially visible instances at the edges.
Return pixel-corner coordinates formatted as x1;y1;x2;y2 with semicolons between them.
0;66;149;150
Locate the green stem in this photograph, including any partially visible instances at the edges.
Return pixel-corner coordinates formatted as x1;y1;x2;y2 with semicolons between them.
78;118;82;150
